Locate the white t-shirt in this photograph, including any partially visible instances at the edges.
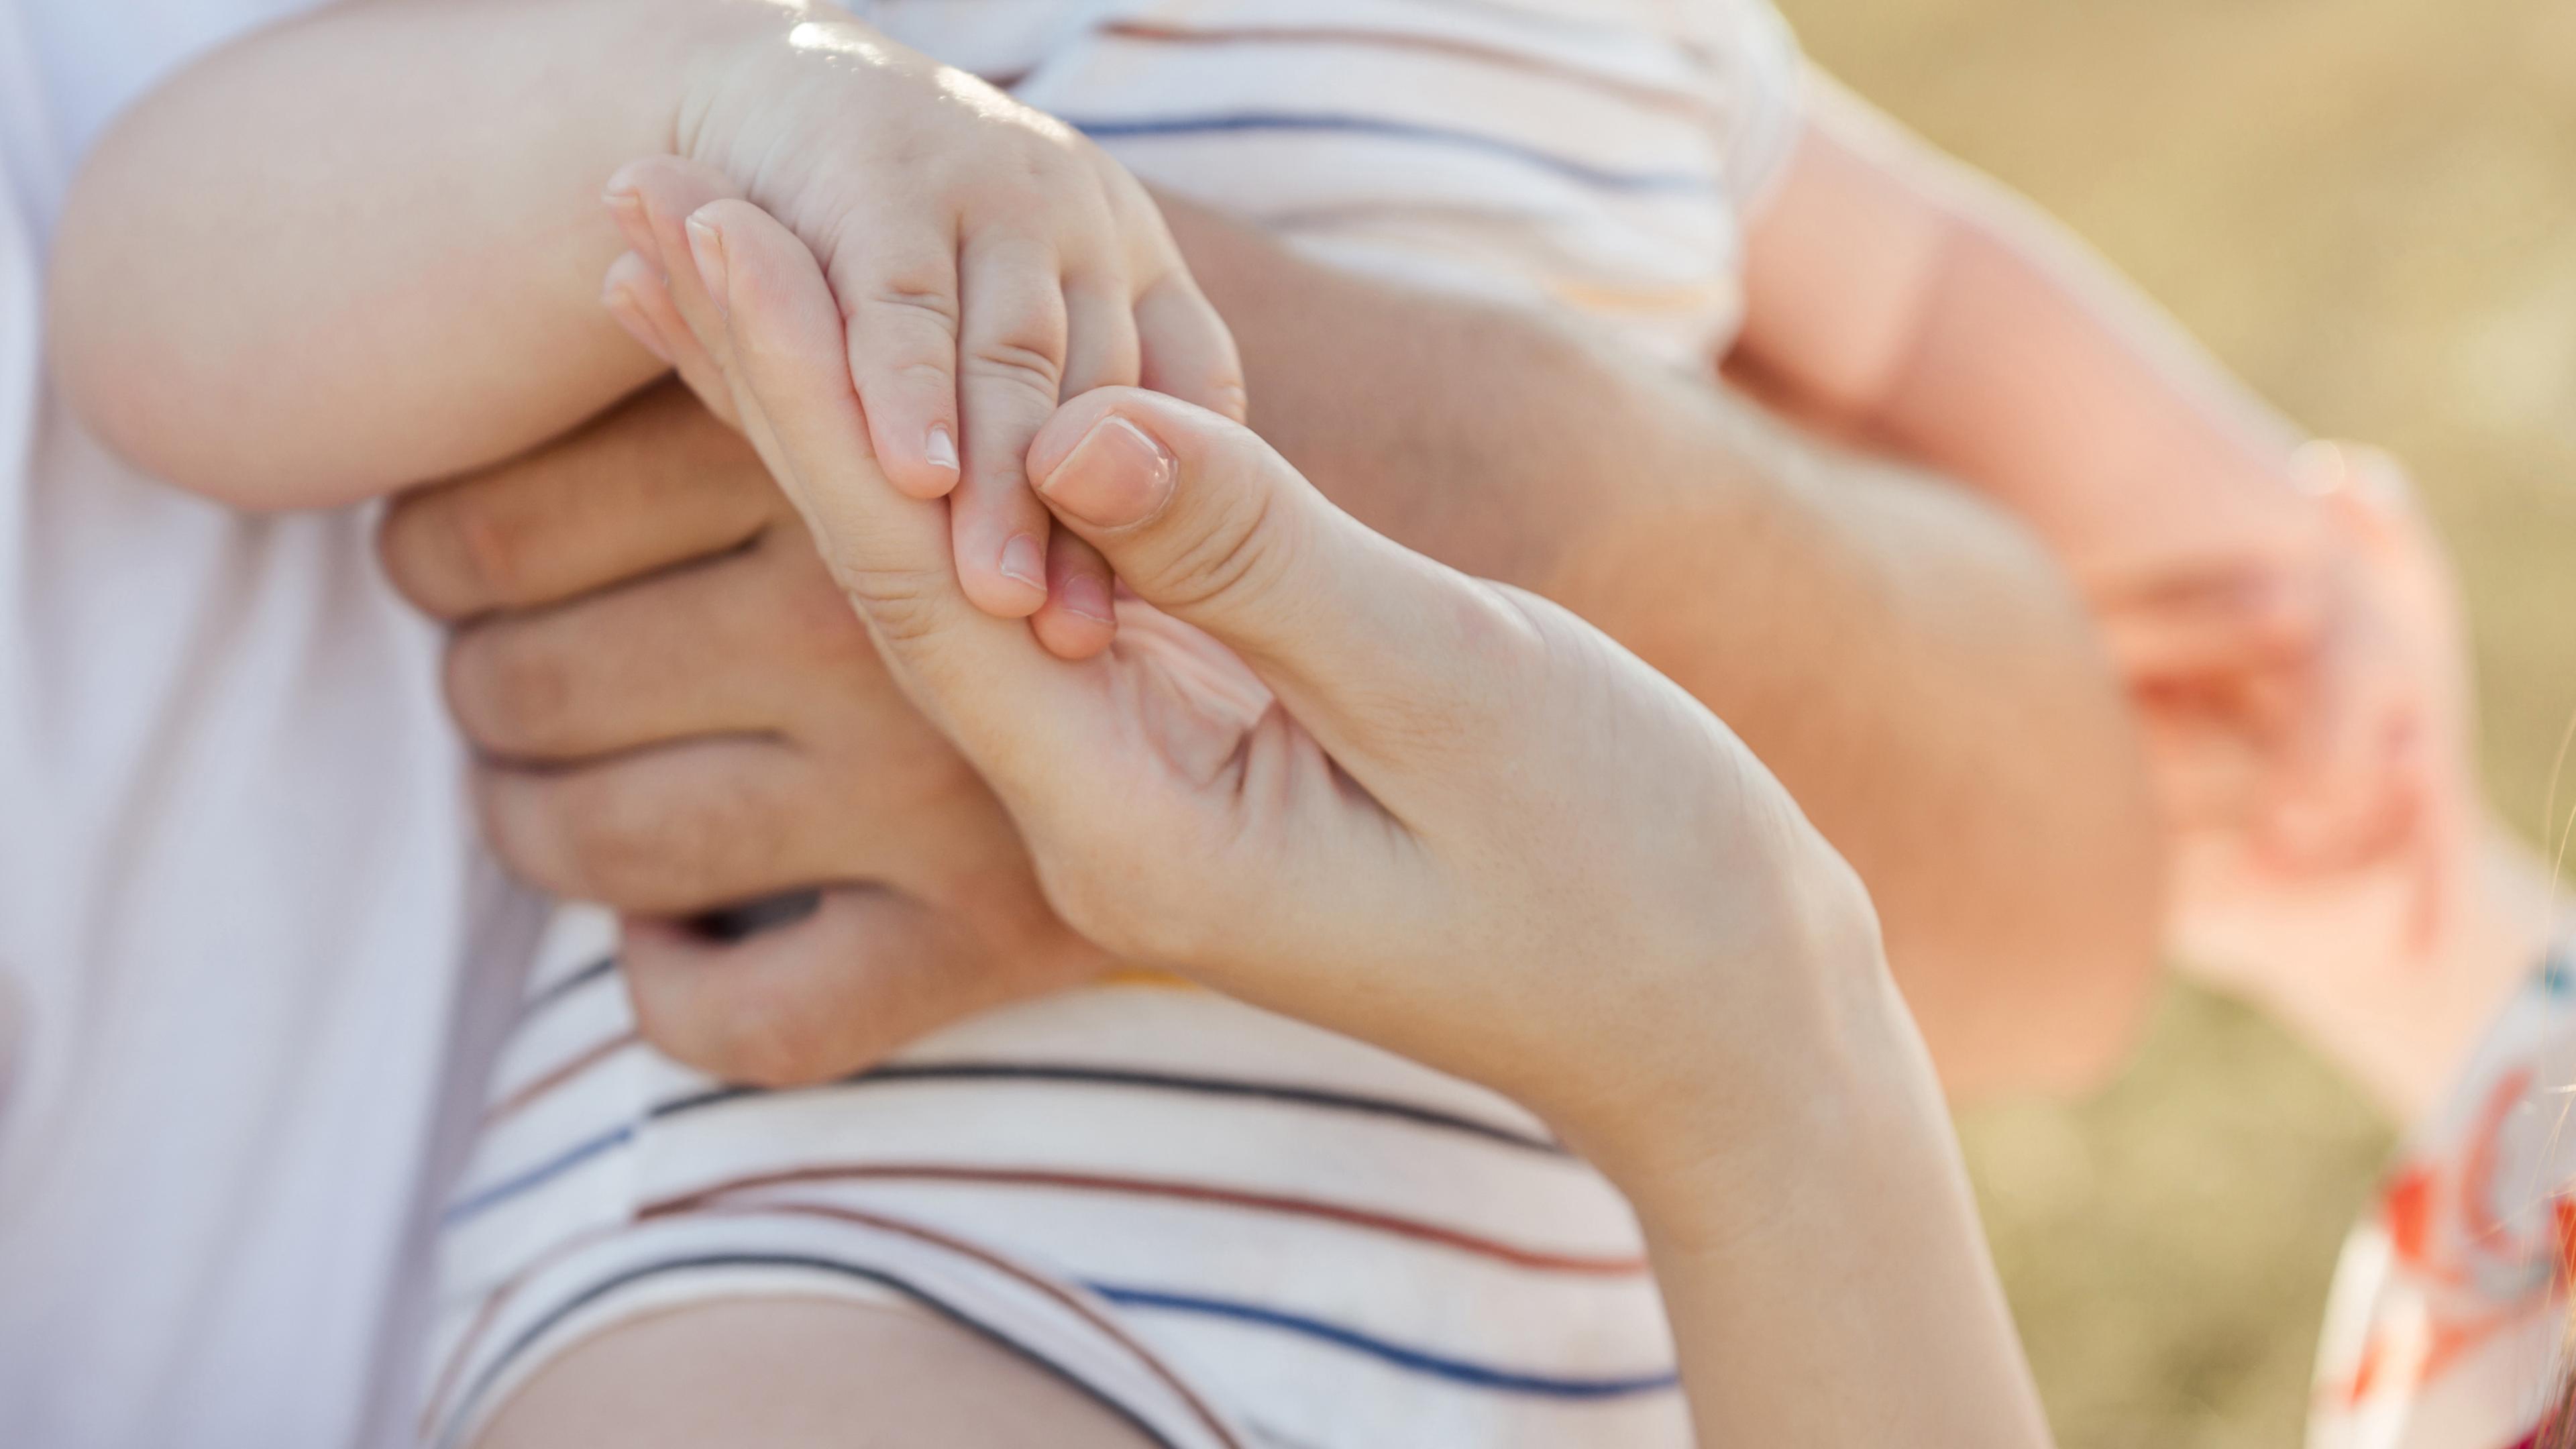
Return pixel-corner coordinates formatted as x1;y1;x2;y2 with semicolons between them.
0;4;535;1446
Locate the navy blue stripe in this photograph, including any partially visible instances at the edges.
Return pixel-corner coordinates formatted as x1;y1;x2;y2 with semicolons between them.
442;1123;634;1227
1062;111;1714;195
448;1065;1561;1227
1087;1283;1680;1399
436;1252;1195;1449
518;953;616;1020
652;1062;1566;1157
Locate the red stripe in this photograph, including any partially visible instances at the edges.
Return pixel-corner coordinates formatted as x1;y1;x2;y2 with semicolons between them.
482;1030;638;1127
649;1162;1651;1277
1096;20;1717;122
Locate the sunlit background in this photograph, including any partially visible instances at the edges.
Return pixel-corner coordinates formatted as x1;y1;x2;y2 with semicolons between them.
1770;0;2576;1441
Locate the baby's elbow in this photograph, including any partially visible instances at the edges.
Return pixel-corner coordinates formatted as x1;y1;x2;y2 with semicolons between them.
48;343;329;513
46;179;313;511
46;328;294;514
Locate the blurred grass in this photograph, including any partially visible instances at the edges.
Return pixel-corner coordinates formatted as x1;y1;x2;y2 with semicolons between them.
1770;0;2576;1442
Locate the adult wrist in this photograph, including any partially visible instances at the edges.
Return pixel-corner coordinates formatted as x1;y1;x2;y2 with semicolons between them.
1560;912;1933;1247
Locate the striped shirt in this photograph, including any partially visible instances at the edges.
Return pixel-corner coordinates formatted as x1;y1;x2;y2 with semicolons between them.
863;0;1806;364
429;929;1684;1448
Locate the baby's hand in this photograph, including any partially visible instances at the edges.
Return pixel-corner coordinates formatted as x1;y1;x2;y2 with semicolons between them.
597;16;1244;659
2138;446;2479;994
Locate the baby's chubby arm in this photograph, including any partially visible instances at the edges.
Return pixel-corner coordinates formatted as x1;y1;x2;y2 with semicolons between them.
1732;76;2315;592
48;0;1236;629
1733;76;2446;947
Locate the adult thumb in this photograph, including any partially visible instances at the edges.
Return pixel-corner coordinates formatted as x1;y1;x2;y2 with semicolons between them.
1025;388;1518;763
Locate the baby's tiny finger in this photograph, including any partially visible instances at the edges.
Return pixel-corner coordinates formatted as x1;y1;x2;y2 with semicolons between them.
1030;530;1117;661
1061;270;1144;398
1106;174;1247;422
830;220;967;499
949;231;1069;619
2139;696;2269;830
1136;270;1249;423
2099;572;2320;685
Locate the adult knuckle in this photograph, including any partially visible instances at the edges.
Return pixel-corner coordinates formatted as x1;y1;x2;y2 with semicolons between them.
828;559;949;646
445;626;569;754
627;964;828;1089
1153;470;1283;612
433;490;550;608
563;778;763;912
373;498;457;616
379;491;504;620
470;769;561;892
698;981;853;1089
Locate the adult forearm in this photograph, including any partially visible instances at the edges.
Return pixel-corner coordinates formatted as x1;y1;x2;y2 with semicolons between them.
47;0;784;506
1170;202;2167;1097
1638;1016;2061;1444
1605;980;2053;1448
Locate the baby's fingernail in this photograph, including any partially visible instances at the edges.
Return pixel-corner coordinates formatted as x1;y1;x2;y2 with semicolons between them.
1058;571;1115;625
998;533;1046;590
924;426;960;476
684;213;729;317
1035;415;1175;529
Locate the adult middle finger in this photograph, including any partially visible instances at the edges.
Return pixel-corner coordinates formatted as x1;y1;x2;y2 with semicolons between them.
379;380;783;622
442;527;905;765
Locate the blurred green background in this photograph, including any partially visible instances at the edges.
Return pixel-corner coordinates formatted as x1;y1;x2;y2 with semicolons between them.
1768;0;2576;1442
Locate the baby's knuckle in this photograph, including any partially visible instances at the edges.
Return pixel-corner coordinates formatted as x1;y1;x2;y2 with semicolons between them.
960;339;1065;404
861;283;961;335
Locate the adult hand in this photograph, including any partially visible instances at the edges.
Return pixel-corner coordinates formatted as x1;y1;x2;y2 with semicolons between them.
379;381;1112;1087
661;197;2047;1449
672;193;1889;1169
